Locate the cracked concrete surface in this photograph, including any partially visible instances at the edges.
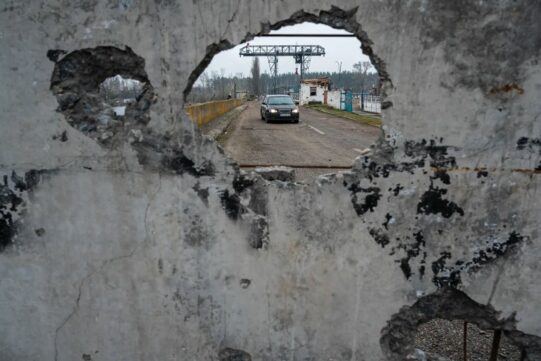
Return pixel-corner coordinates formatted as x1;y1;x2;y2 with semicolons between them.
53;173;162;361
0;1;540;360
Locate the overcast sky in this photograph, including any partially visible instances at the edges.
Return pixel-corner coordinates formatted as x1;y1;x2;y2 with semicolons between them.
200;23;373;79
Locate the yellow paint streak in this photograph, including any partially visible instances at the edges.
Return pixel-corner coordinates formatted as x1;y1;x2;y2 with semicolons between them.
185;99;244;126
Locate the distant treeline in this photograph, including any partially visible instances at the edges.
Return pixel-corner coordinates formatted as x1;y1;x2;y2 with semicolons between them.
262;71;379;94
187;70;379;104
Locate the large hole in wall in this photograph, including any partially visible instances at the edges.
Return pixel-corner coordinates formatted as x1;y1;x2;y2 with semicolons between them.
49;46;155;146
185;19;384;182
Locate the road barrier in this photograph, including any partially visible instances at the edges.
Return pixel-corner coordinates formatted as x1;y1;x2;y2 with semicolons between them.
185;99;245;126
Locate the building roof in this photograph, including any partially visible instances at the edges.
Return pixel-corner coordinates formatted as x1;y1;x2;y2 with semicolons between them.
300;78;330;86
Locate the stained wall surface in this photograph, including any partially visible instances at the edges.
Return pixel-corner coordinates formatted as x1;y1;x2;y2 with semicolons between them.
0;1;540;360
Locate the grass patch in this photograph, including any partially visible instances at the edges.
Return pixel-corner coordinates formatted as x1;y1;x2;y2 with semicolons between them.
305;104;381;128
215;129;230;146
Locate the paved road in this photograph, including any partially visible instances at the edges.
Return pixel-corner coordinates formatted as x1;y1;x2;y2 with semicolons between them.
223;101;381;180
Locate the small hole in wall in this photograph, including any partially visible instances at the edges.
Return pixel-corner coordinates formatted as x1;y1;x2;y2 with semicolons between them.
185;21;384;182
49;46;155;146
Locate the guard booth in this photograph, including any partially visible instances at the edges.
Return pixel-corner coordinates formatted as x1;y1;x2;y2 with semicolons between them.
340;90;353;112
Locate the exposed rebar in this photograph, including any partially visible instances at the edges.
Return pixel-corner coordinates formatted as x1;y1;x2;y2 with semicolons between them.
463;321;468;361
488;329;502;361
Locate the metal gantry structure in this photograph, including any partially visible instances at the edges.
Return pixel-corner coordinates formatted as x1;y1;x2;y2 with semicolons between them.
239;45;325;93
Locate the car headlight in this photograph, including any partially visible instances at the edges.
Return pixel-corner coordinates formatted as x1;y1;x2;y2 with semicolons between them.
269;109;278;113
292;108;299;113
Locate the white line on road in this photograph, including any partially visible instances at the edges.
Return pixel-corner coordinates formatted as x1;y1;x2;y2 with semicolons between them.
307;125;325;135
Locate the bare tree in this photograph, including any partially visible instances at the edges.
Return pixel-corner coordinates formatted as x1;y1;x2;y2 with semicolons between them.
353;61;373;93
200;71;210;90
250;58;260;96
336;61;343;85
219;68;226;98
209;71;220;100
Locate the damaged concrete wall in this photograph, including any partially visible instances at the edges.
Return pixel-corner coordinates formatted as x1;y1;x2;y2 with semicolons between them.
0;1;540;360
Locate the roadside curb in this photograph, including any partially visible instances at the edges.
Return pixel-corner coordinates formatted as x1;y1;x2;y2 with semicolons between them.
201;102;249;141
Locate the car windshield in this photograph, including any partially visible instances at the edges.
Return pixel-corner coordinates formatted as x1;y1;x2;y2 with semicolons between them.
267;96;294;105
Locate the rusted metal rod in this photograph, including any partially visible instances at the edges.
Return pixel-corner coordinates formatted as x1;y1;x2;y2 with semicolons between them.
463;321;468;361
488;329;502;361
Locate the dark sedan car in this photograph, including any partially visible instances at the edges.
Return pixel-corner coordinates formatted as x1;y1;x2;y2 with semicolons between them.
260;95;299;123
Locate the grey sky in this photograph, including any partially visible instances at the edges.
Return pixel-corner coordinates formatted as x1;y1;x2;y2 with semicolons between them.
200;23;373;80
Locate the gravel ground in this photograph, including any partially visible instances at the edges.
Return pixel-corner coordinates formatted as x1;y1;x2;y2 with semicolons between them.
415;319;522;361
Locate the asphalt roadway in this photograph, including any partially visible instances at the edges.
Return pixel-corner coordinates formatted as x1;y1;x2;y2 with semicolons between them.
222;101;381;181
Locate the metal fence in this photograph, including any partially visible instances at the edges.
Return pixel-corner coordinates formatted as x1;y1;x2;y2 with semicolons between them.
362;95;381;113
340;90;353;112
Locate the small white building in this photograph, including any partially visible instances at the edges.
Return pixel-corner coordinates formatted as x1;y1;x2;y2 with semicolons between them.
327;90;341;109
235;90;248;99
299;78;330;105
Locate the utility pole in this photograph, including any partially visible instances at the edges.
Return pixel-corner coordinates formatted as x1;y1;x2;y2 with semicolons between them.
336;61;342;88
